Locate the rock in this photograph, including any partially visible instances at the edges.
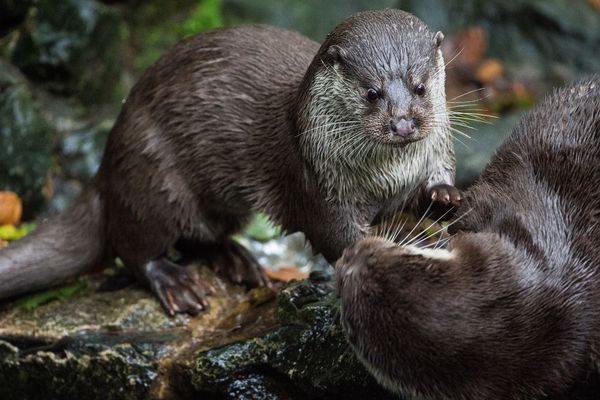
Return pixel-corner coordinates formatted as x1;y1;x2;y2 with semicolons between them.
0;256;392;399
10;0;126;105
187;279;395;399
0;59;54;215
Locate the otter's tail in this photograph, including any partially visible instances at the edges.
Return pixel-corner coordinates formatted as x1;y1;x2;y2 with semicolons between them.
0;183;106;299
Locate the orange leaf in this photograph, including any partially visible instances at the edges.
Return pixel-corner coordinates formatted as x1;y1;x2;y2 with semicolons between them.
0;239;7;249
0;191;23;226
476;59;503;83
588;0;600;11
266;266;309;282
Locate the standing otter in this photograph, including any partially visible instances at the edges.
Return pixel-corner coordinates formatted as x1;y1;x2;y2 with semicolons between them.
0;9;458;315
336;76;600;399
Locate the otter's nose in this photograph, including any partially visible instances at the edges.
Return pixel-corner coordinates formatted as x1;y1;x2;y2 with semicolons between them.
390;117;415;137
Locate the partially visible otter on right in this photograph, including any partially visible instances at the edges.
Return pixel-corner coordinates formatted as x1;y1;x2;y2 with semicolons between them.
336;76;600;399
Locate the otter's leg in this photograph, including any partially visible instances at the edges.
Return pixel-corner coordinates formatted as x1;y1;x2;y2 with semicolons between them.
201;240;270;288
174;212;269;290
105;190;217;315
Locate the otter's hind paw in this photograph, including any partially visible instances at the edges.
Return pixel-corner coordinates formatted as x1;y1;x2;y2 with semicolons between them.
207;240;271;288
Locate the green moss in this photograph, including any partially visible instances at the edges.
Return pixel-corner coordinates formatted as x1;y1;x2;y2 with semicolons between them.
179;0;224;37
192;279;396;399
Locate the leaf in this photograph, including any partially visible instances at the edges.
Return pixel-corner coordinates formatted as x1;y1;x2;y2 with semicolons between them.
15;279;88;311
242;213;282;242
266;266;309;282
0;223;37;241
476;59;503;83
0;191;23;226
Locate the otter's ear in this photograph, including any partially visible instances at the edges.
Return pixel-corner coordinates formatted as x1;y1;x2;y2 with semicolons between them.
326;45;347;64
434;31;444;48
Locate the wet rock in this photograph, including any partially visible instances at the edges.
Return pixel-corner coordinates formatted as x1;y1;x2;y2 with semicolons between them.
0;59;54;214
189;279;397;400
0;264;252;400
0;259;395;399
10;0;126;105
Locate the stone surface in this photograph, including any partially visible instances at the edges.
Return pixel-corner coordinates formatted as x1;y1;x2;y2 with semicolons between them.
0;258;392;399
10;0;125;104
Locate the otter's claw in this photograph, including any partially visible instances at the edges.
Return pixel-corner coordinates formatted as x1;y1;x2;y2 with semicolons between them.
426;184;462;221
207;240;271;288
142;258;212;316
429;184;462;207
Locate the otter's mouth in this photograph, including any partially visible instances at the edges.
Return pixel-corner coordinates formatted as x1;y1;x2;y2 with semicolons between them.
378;130;428;147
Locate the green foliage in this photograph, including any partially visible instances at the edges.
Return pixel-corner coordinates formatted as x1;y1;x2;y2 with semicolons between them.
242;213;281;242
0;223;36;241
130;0;225;73
15;279;87;310
179;0;224;37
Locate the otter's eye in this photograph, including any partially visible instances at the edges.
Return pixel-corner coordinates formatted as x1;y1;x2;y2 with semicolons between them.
415;84;426;96
366;88;380;102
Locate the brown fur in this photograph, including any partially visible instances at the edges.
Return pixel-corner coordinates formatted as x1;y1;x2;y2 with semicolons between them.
0;10;456;314
336;76;600;399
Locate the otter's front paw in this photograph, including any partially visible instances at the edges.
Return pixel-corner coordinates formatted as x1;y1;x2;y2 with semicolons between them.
426;184;462;220
142;258;212;316
429;184;462;206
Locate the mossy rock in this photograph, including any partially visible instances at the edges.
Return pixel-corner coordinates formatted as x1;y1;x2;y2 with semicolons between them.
10;0;126;105
190;279;397;399
0;60;54;214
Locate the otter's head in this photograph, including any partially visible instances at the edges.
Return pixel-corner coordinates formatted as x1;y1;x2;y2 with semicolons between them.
335;237;459;399
299;9;446;153
335;233;584;399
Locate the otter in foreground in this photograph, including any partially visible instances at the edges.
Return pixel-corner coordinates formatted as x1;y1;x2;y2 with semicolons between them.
0;9;458;315
336;76;600;399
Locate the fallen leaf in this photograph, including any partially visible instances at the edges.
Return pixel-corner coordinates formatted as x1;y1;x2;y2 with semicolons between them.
0;239;7;249
0;191;23;226
476;59;503;83
266;266;309;282
588;0;600;11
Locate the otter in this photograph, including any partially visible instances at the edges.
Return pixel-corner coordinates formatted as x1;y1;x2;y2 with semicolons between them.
336;76;600;399
0;9;458;315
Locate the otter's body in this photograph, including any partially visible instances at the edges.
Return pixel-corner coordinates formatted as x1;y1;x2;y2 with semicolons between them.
337;76;600;399
0;10;456;315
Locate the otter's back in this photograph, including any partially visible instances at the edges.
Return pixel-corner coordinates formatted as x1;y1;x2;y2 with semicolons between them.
459;77;600;262
101;25;319;220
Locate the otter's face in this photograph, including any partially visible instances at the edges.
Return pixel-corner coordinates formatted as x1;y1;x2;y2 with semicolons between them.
322;20;446;148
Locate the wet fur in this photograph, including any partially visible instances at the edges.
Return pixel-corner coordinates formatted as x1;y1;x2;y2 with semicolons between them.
0;10;454;303
337;77;600;399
